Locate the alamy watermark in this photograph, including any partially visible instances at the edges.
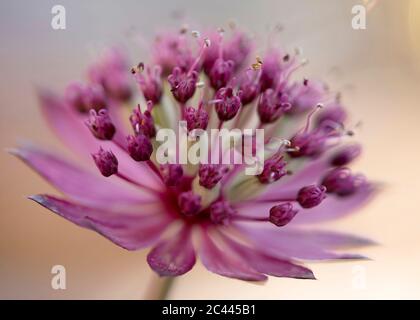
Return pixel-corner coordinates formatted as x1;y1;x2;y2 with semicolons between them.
51;265;66;290
51;5;66;30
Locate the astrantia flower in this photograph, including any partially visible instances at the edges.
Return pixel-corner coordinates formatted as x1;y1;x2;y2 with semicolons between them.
12;26;377;282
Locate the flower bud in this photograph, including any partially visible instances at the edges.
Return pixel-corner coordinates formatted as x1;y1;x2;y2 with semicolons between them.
168;67;198;103
178;191;201;216
133;64;163;104
185;106;209;131
257;155;287;184
127;134;153;161
269;203;298;226
86;109;116;140
209;59;234;90
322;167;365;197
92;148;118;177
130;103;156;138
297;185;327;208
257;89;291;123
209;200;236;225
161;164;183;186
199;164;229;189
330;144;362;166
214;87;242;121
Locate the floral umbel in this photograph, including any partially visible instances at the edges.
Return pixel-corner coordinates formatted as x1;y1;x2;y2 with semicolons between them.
11;26;377;281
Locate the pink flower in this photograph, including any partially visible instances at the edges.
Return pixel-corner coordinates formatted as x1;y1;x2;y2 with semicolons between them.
11;27;377;282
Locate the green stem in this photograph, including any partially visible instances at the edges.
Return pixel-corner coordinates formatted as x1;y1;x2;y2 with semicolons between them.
144;276;175;300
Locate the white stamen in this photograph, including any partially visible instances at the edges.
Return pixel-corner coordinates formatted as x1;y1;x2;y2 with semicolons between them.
196;81;205;88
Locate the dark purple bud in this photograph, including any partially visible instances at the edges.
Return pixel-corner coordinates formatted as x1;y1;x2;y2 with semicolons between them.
322;167;365;197
269;202;298;227
257;89;291;123
209;200;236;225
168;67;198;103
160;164;183;186
199;164;229;189
330;144;362;166
178;191;201;216
214;87;242;121
297;185;327;209
86;109;116;140
185;106;209;131
129;102;156;138
127;134;153;161
92;148;118;177
133;64;163;104
209;59;234;90
257;155;287;184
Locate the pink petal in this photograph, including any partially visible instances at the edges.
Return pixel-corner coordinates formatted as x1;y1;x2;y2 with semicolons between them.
221;232;316;279
29;195;172;250
147;226;196;276
38;90;162;189
11;145;157;209
198;228;267;281
234;222;368;261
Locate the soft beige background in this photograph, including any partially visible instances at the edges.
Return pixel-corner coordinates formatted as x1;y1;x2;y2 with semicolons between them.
1;0;420;299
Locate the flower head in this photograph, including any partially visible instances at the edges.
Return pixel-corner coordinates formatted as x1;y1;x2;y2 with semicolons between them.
127;134;153;161
92;148;118;177
210;200;236;225
86;109;116;140
178;191;201;216
199;164;229;189
322;167;366;197
15;26;377;282
269;203;298;227
214;87;242;121
168;67;198;103
209;59;235;90
132;63;163;104
129;102;156;138
185;104;209;131
297;185;327;208
258;89;291;124
161;163;184;187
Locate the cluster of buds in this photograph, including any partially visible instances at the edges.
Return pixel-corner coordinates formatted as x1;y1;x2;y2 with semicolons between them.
73;27;366;230
19;24;376;282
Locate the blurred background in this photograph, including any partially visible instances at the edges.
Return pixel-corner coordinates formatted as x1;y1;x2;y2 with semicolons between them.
1;0;420;299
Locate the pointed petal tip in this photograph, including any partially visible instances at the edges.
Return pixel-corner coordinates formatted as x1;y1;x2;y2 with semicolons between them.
299;270;317;280
6;147;24;158
27;194;51;206
27;194;41;202
339;253;371;261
